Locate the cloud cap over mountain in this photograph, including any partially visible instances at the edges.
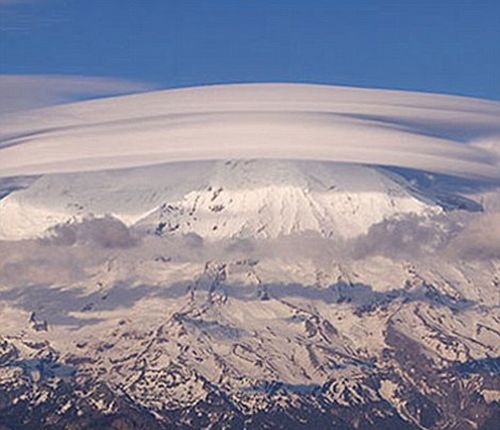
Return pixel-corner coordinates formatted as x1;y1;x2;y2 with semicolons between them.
1;83;499;179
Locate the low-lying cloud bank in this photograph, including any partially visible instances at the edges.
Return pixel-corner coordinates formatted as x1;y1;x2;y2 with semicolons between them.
1;83;499;179
1;210;499;288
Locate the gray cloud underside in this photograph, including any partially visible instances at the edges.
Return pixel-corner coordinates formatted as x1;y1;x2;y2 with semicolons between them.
0;83;499;179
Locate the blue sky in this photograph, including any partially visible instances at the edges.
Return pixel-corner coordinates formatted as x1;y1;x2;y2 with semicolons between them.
1;0;500;100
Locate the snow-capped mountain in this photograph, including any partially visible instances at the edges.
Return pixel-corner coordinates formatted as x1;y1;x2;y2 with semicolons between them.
0;160;440;241
0;159;499;430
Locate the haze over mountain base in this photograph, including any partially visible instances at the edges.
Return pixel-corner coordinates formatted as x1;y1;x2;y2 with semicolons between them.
0;160;499;429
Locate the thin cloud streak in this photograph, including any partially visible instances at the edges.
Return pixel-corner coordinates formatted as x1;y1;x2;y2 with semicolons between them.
0;74;157;114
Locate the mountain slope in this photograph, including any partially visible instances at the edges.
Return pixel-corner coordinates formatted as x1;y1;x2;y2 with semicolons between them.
0;160;498;429
0;160;440;240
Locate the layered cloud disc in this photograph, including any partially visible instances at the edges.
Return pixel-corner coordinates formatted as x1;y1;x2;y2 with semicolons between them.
0;83;499;179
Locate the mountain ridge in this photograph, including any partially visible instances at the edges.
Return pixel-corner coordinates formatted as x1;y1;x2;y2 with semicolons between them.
0;160;498;429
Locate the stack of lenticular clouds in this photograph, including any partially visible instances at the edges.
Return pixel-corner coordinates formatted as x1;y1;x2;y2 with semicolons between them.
0;83;499;179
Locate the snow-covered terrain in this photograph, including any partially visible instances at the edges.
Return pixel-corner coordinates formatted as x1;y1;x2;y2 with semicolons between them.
0;158;499;429
0;160;440;240
0;84;499;429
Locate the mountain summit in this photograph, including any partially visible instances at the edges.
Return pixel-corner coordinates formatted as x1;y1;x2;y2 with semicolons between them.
0;160;440;241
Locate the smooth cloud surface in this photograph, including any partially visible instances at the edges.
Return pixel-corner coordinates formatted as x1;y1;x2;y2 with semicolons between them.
0;83;499;179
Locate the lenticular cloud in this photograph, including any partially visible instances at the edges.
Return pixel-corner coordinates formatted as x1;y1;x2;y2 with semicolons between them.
0;83;499;179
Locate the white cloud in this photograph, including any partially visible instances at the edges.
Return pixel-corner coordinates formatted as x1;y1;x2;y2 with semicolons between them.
0;74;156;114
445;212;500;260
0;83;499;179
